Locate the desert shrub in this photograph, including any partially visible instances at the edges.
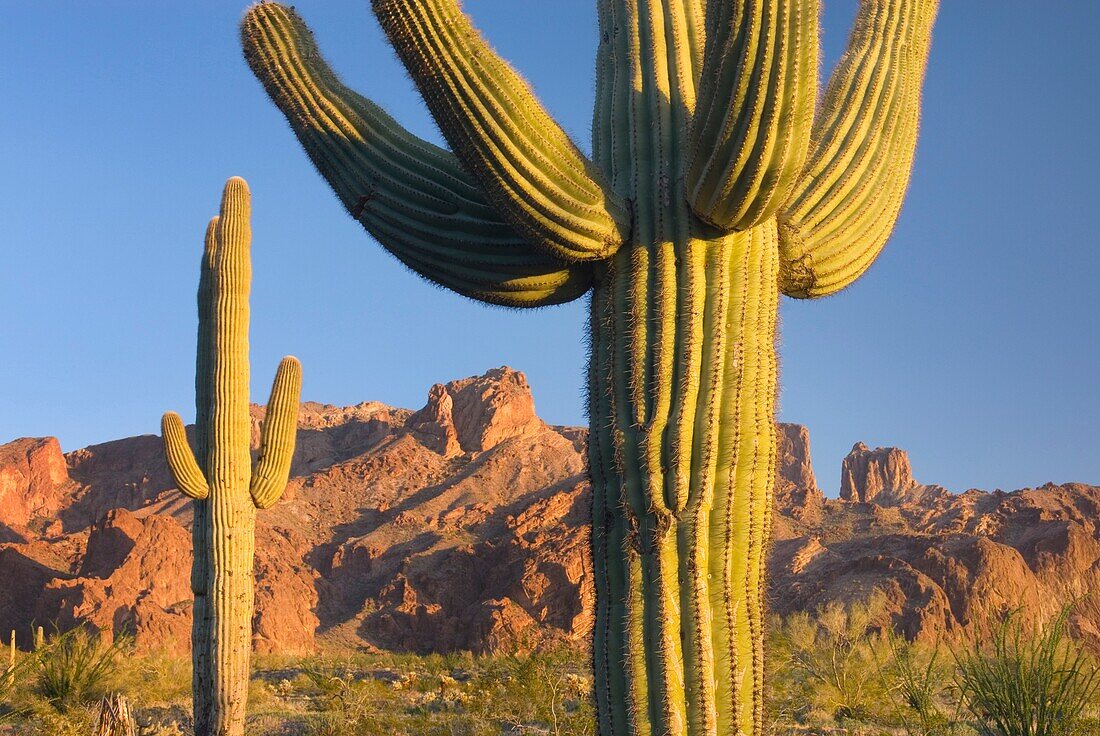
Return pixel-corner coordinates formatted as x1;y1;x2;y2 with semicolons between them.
462;651;594;736
33;626;130;709
769;591;893;725
17;699;97;736
261;648;594;736
877;632;966;736
955;610;1100;736
106;651;191;708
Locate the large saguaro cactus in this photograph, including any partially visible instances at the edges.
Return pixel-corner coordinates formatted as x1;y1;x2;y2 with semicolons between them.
160;177;301;736
241;0;937;733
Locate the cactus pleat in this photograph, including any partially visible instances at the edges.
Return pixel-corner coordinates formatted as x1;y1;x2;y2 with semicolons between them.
191;216;217;726
243;1;937;733
779;0;937;297
161;178;301;736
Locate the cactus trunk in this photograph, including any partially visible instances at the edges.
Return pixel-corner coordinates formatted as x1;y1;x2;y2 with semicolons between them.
590;224;778;736
202;179;255;734
586;5;780;727
162;178;301;736
241;0;938;733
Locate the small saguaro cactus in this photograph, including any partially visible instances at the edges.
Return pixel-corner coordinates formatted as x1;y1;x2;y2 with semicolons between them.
241;1;938;734
4;630;13;691
160;177;301;736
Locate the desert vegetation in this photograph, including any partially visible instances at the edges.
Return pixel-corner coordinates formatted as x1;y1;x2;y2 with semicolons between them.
3;601;1099;736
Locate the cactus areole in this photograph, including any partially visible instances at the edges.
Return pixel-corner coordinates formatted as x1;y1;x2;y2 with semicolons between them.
242;1;938;733
161;178;302;736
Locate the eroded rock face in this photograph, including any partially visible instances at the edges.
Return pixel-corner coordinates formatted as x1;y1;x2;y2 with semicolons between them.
1;367;1097;654
840;442;918;504
37;509;194;655
407;367;542;457
0;437;72;530
774;424;824;530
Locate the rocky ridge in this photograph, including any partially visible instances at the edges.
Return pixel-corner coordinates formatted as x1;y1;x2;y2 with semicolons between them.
0;366;1097;654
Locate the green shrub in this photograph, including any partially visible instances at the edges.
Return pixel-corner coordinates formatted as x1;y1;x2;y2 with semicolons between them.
768;591;893;725
955;610;1099;736
33;627;130;709
877;632;965;736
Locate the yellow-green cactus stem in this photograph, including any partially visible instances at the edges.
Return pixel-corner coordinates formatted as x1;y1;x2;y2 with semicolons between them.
161;177;302;736
242;1;937;733
688;0;819;230
779;0;938;297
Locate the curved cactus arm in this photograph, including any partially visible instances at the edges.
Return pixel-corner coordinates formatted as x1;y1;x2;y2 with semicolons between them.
250;356;301;510
241;4;594;307
778;0;938;298
161;412;210;500
369;0;631;262
687;0;819;231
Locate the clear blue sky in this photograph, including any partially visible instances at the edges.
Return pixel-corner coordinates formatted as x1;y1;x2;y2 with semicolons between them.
1;1;1097;494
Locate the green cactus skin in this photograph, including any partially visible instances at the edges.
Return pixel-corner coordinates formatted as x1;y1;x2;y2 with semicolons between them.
161;178;302;736
242;1;937;733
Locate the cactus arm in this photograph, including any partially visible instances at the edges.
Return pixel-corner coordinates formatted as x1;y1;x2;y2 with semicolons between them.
161;412;210;500
369;0;631;262
778;0;938;298
241;4;594;307
250;356;302;510
687;0;819;230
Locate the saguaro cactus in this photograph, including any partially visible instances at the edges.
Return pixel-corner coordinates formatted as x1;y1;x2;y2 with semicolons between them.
161;177;302;736
241;1;937;733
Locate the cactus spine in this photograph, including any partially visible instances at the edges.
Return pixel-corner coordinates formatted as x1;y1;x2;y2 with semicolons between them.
161;178;301;736
242;1;937;733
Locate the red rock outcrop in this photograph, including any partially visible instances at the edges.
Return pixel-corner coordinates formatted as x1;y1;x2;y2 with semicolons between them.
1;367;1097;654
774;424;824;529
839;442;919;504
36;509;194;655
0;437;73;531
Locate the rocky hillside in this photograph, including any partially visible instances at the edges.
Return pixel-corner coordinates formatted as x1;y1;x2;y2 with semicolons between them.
1;367;1097;655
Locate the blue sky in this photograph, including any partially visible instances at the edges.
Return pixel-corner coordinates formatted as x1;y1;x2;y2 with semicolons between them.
1;1;1097;494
